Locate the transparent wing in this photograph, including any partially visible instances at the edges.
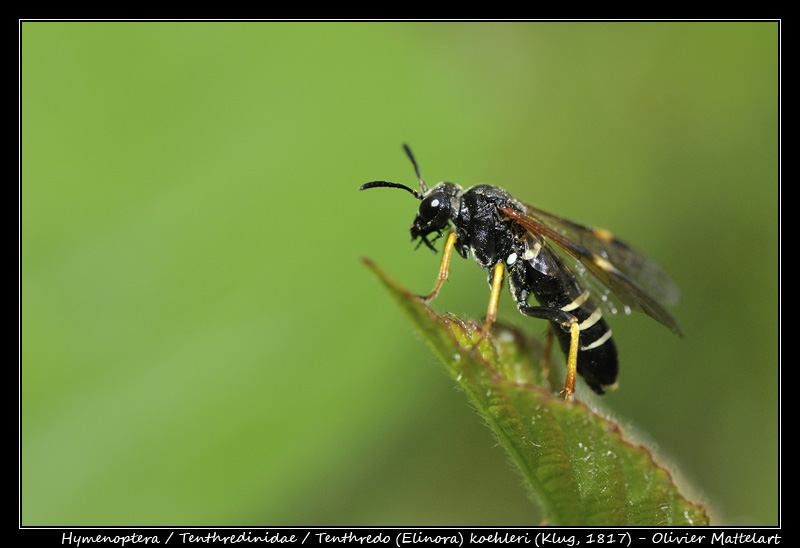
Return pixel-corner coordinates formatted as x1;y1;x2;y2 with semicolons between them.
500;204;682;336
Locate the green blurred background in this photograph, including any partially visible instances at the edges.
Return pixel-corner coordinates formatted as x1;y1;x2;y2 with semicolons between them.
21;22;779;526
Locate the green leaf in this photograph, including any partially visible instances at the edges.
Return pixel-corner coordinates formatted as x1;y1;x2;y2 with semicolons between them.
363;257;710;526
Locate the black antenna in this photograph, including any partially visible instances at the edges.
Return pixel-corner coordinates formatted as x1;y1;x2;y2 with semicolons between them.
402;143;428;193
359;180;422;200
359;144;428;199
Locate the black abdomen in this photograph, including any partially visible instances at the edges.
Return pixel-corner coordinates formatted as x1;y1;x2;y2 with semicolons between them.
506;241;619;395
550;295;618;394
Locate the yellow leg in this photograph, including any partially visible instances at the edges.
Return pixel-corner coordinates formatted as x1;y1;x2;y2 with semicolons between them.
561;319;580;401
423;232;458;304
472;262;504;350
483;262;504;334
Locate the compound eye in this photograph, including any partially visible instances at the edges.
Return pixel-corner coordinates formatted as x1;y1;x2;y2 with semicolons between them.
419;195;449;223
